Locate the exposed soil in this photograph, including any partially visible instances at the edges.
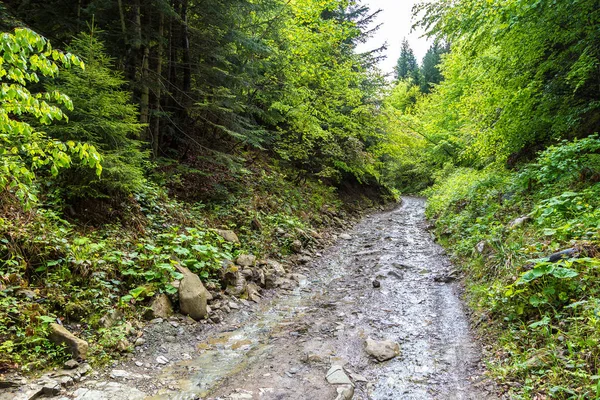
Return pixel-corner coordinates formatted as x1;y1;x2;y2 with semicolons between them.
55;197;498;399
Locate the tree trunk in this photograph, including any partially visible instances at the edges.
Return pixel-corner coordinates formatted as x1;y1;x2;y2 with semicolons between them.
152;11;164;158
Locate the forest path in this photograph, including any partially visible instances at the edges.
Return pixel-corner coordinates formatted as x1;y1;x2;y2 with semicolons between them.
64;197;497;400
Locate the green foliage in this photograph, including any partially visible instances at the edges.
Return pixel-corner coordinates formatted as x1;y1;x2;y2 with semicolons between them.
426;138;600;397
0;28;102;208
44;31;147;199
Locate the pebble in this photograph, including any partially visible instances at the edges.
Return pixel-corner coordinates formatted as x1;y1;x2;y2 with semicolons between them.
156;356;169;365
372;280;381;288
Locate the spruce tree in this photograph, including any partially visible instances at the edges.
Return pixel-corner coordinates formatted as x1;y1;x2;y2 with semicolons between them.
395;39;420;84
44;31;147;200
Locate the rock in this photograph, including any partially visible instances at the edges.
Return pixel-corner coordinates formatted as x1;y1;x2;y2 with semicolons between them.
241;269;254;279
372;280;381;288
16;289;37;300
335;384;355;400
434;269;459;283
176;266;211;321
304;353;325;364
48;323;89;360
98;309;123;329
475;240;489;254
71;382;146;400
156;355;169;365
116;339;130;352
339;234;352;240
326;365;353;385
245;282;262;303
144;294;173;320
110;370;132;379
134;338;146;347
228;301;240;310
291;240;303;253
508;215;531;229
348;372;367;382
297;255;312;264
64;359;79;369
266;259;286;275
216;229;240;244
290;273;307;282
365;338;400;362
76;363;92;376
225;275;247;297
548;248;578;262
236;254;256;267
42;380;61;396
0;376;25;388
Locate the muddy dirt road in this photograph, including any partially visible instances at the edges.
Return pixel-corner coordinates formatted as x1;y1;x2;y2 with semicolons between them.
62;197;497;400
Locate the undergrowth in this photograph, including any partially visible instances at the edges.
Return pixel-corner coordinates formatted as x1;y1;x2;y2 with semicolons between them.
426;136;600;399
0;159;358;373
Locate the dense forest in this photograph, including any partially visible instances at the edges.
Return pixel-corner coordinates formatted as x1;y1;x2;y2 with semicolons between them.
2;0;600;398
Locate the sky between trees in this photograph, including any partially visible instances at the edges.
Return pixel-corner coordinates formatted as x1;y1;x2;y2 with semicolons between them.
356;0;432;74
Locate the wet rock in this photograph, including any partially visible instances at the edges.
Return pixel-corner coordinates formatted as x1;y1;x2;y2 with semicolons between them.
176;266;211;320
144;294;173;320
335;384;355;400
365;338;399;362
216;229;240;244
48;323;89;360
64;359;79;369
372;280;380;288
291;240;303;253
339;233;352;240
508;215;531;229
326;365;353;385
236;254;256;267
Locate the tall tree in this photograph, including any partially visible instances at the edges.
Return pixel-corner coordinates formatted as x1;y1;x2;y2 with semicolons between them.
419;41;449;93
395;39;420;83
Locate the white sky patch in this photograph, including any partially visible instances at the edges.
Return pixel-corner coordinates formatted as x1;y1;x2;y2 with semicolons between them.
357;0;433;75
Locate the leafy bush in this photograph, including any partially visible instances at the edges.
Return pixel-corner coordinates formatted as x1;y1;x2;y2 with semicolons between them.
0;28;102;208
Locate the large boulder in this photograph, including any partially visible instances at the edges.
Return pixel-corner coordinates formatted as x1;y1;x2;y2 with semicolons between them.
144;294;173;320
48;324;89;360
365;338;399;362
176;266;212;321
215;229;240;244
